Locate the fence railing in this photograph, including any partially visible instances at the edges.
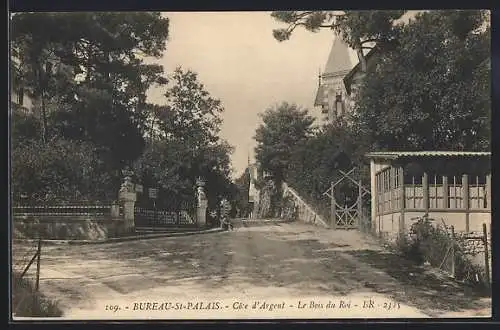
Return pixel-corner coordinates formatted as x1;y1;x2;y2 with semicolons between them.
408;215;491;287
12;204;121;219
134;207;196;227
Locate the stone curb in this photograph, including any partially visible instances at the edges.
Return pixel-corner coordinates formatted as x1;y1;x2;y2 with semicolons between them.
13;228;226;246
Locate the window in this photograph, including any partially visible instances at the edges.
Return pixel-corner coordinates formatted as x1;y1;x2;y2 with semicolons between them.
469;175;487;209
428;174;444;209
336;100;344;117
447;175;463;209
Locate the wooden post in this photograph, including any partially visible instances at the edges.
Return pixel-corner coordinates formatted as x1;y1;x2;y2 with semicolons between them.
450;225;455;278
399;167;405;240
422;172;429;213
483;223;491;287
330;181;336;229
370;160;377;234
358;179;363;230
442;176;449;209
486;174;491;210
463;174;469;232
35;237;41;291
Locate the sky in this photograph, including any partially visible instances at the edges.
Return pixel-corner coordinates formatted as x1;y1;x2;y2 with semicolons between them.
146;12;358;178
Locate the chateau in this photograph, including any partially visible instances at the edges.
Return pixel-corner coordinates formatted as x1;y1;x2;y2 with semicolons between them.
314;37;379;125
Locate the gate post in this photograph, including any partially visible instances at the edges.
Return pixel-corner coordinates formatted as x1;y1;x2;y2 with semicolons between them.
330;181;336;229
357;179;363;229
119;169;137;233
196;178;208;227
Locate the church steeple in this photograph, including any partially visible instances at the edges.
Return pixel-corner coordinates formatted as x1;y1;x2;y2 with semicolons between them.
314;36;354;121
322;37;353;77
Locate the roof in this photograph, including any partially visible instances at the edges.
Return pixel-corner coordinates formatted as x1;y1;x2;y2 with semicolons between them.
365;151;491;160
343;47;379;95
323;37;354;76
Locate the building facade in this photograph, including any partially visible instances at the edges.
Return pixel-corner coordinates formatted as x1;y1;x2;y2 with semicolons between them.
365;151;491;241
314;37;379;125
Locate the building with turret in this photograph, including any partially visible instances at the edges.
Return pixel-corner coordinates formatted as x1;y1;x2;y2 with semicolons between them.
314;37;355;124
314;37;379;125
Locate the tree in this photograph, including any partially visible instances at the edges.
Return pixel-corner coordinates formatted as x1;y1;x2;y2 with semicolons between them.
352;10;490;151
10;12;171;202
10;12;170;157
287;122;367;203
133;67;234;209
271;11;406;71
11;138;114;204
233;168;251;216
254;102;315;183
157;67;224;145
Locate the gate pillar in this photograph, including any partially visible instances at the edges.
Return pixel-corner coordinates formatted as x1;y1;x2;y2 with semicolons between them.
196;178;208;227
119;169;137;233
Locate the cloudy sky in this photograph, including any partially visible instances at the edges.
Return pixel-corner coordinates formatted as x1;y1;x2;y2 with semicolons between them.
146;12;359;178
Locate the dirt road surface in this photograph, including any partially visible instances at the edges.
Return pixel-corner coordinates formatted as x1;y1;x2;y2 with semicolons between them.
12;220;491;320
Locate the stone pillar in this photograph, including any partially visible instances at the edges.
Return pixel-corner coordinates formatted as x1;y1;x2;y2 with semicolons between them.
111;201;120;218
196;178;208;227
119;169;137;233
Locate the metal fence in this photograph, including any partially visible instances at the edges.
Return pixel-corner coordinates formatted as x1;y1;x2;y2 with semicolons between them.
134;208;196;227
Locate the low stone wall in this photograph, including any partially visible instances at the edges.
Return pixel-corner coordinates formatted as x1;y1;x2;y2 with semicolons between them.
13;215;127;241
281;183;329;228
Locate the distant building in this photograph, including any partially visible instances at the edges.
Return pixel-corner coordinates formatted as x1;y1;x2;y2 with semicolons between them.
314;37;354;125
11;87;36;116
314;37;379;125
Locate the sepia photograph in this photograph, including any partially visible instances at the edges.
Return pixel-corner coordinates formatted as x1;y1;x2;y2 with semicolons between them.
9;10;492;320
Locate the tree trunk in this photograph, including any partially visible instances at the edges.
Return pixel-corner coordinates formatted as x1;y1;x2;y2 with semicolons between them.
40;92;48;144
36;63;48;144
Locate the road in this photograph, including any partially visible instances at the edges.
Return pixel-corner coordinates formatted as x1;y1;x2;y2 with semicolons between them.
13;219;490;319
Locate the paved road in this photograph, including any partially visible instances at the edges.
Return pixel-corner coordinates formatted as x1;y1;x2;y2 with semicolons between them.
13;220;490;319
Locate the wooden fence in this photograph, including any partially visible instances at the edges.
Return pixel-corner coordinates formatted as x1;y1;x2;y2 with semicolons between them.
438;222;491;286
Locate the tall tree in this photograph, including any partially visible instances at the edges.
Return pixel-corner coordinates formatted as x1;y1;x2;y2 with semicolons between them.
10;12;170;201
133;67;234;208
352;10;490;151
10;12;170;160
271;11;406;71
254;102;315;183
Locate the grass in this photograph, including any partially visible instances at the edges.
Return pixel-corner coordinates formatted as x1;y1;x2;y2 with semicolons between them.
12;272;63;317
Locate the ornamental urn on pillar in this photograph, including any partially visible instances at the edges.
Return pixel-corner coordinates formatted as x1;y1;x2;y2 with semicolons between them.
118;167;137;233
196;177;208;227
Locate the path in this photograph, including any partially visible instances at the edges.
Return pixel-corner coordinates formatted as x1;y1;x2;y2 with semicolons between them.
12;219;491;319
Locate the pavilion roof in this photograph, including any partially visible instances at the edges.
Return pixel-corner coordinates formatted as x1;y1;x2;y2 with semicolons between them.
365;151;491;161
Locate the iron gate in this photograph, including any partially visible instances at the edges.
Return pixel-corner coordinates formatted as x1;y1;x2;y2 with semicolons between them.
134;189;196;228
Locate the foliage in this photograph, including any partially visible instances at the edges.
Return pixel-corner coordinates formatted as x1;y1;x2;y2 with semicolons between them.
232;168;251;216
398;214;490;289
12;272;63;317
133;67;234;209
10;12;170;161
10;110;41;147
353;10;491;151
254;102;315;183
11;138;115;204
271;11;406;69
157;68;224;145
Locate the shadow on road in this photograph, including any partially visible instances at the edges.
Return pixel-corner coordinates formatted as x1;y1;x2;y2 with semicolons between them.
32;224;491;317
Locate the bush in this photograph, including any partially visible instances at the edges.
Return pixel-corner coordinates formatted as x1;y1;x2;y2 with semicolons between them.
12;272;63;317
11;138;116;203
398;214;490;290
